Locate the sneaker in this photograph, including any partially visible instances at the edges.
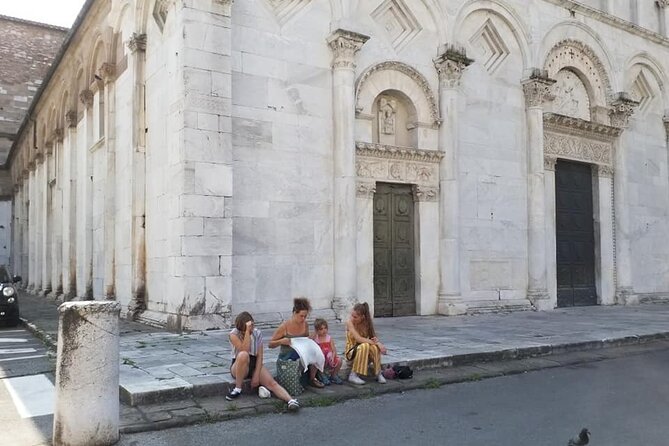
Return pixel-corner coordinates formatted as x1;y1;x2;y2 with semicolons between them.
348;372;365;385
287;399;300;411
225;388;242;401
377;373;387;384
320;374;331;386
331;375;344;385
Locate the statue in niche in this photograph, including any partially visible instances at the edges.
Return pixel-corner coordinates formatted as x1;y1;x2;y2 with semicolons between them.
378;97;397;135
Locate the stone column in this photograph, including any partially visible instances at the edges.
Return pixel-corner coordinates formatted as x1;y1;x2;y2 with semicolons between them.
433;46;472;315
543;155;558;304
12;185;22;278
53;301;120;446
356;181;375;313
37;154;47;294
28;164;36;291
593;164;615;305
610;93;638;305
62;111;78;299
128;33;147;317
100;63;116;299
521;70;556;310
657;0;669;37
327;29;369;316
51;129;65;298
77;89;94;299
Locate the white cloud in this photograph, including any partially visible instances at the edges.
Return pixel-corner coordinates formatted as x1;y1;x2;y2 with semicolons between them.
0;0;85;28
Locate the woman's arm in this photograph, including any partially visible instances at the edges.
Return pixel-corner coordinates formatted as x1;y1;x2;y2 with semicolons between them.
268;322;291;348
229;328;252;353
345;320;374;344
330;337;338;359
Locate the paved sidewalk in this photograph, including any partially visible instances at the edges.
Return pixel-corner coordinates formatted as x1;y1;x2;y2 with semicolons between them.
17;292;669;432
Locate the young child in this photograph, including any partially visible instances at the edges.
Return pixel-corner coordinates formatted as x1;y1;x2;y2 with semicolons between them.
312;318;343;385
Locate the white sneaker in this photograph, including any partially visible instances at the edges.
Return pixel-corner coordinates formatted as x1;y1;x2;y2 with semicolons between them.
348;372;365;385
377;373;387;384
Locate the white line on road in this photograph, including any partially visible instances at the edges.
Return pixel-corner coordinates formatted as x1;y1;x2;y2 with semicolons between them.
0;354;46;362
0;348;37;354
3;374;54;418
0;338;28;343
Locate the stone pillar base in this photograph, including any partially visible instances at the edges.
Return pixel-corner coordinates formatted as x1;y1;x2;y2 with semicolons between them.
615;287;638;305
527;289;552;311
437;295;466;316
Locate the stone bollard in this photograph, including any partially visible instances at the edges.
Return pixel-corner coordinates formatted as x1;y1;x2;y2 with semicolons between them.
53;301;121;446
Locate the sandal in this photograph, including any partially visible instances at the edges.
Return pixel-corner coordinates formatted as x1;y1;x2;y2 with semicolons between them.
310;378;325;388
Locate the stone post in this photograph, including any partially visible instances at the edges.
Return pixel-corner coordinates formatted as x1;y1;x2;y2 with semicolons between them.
593;164;615;305
100;63;117;299
53;301;120;446
657;0;669;38
327;29;369;316
77;89;94;299
433;45;472;315
62;111;78;299
610;93;638;304
521;69;556;310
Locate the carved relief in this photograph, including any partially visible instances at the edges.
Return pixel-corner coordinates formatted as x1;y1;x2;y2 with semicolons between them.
543;155;557;171
356;181;376;198
356;142;441;187
469;19;509;74
371;0;422;52
550;69;590;120
434;45;474;89
327;29;369;70
378;97;397;135
356;142;443;163
595;165;614;178
544;132;612;165
412;185;438;202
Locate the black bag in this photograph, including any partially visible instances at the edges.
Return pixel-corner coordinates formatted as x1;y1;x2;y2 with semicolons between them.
392;364;413;379
345;344;359;361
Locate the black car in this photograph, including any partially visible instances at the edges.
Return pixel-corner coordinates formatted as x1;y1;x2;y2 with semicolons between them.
0;266;21;326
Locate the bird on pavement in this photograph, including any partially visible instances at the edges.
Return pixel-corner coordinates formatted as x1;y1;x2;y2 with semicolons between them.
567;428;590;445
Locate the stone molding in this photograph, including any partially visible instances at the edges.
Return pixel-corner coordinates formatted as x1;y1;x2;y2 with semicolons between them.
543;155;557;171
412;184;438;202
542;0;669;47
356;180;376;199
66;110;78;128
327;29;370;70
79;89;94;108
355;61;440;125
543;113;622;141
522;69;556;108
127;33;147;53
433;45;474;89
609;92;639;128
356;142;441;187
544;131;612;166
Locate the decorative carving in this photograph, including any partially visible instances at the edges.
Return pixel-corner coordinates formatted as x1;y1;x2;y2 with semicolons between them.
543;155;557;171
657;0;669;8
469;19;509;74
355;142;443;163
609;92;639;128
413;185;438;202
544;132;612;165
434;45;474;89
267;0;310;26
522;69;556;108
663;115;669;141
378;96;397;135
356;181;376;198
595;164;614;178
153;0;174;31
551;69;590;120
543;113;622;140
327;29;369;70
371;0;422;52
356;61;440;125
127;33;147;53
66;110;77;127
52;128;64;143
79;89;94;108
98;63;116;83
630;70;654;112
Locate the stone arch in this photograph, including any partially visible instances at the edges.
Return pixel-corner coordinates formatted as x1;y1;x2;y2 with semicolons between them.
87;35;109;85
452;0;531;71
356;61;439;127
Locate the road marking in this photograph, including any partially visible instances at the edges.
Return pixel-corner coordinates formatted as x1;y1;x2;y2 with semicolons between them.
3;374;54;418
0;354;46;362
0;348;37;354
0;338;28;343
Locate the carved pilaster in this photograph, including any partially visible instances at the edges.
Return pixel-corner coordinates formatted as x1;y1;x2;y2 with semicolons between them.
127;33;147;53
433;45;474;88
521;69;556;108
609;92;639;128
79;89;94;108
66;110;77;128
327;29;370;70
356;181;376;199
594;164;614;178
543;155;557;171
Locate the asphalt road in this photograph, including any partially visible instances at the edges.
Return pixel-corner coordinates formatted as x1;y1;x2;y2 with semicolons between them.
119;345;669;446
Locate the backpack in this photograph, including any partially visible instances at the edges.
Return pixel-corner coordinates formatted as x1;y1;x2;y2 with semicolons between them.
392;364;413;379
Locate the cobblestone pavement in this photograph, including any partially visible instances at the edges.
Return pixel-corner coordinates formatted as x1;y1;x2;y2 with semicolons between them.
17;292;669;432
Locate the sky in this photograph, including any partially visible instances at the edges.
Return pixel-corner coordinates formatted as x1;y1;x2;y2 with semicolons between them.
0;0;86;28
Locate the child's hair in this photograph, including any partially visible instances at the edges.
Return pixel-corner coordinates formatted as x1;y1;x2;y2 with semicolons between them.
234;311;254;336
314;318;328;330
352;302;375;338
293;297;312;313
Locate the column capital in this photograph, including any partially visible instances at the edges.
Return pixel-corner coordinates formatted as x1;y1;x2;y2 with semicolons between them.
663;115;669;140
521;69;556;108
79;89;94;108
356;181;376;199
657;0;669;8
127;33;147;53
543;155;557;171
594;164;614;178
52;128;64;143
433;44;474;88
412;185;438;202
609;92;639;128
98;63;116;84
66;110;78;128
327;29;370;70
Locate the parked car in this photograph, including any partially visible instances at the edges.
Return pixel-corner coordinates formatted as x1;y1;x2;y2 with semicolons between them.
0;266;21;327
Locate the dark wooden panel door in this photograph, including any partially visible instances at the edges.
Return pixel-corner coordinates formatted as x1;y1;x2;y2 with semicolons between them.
555;160;597;307
373;183;416;317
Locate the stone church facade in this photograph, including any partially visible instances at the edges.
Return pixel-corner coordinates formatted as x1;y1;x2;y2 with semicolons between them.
7;0;669;330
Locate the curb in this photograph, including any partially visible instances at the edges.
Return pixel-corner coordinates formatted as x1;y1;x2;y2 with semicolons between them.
20;317;57;352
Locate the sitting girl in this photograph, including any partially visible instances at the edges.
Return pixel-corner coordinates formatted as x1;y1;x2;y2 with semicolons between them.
312;318;343;385
226;311;300;411
345;302;387;385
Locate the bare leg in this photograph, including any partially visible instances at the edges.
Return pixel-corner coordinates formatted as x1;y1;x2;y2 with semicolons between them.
258;365;292;403
230;351;249;389
331;356;342;378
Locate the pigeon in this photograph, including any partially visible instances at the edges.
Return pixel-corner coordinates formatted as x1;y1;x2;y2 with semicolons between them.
568;428;590;446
